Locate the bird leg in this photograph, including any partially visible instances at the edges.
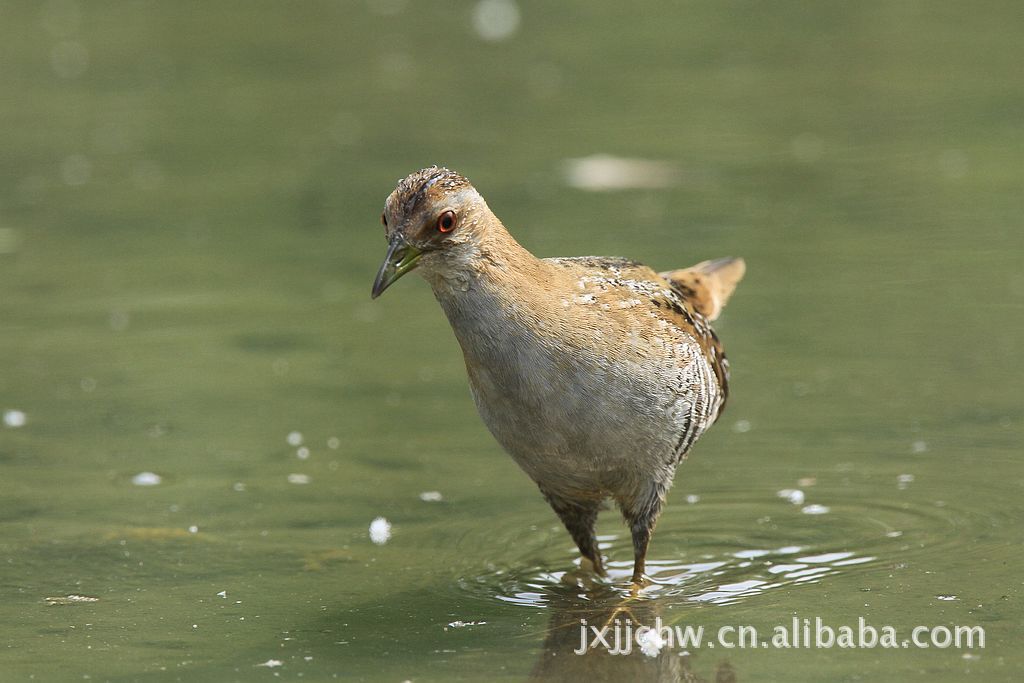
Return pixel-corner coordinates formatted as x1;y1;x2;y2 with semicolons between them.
619;485;667;588
628;527;654;593
541;491;605;576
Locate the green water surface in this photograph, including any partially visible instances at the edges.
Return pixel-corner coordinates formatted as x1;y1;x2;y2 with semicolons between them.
1;1;1021;680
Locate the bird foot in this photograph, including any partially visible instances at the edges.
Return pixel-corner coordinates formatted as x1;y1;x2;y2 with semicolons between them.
629;573;652;597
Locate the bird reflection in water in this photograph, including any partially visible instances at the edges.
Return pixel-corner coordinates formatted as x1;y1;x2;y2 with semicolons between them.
529;586;737;682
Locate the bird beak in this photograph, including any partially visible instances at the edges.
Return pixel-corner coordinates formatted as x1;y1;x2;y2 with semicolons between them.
371;236;423;299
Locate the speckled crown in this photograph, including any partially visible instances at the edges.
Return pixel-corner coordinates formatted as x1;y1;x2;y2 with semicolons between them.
392;166;472;215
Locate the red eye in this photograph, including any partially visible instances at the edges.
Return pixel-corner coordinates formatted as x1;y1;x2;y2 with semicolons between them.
437;210;456;233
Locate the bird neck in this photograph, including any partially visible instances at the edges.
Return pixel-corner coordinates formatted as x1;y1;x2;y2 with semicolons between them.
423;214;549;295
422;219;559;346
476;221;549;285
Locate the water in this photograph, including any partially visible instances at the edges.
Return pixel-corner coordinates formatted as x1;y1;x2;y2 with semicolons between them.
1;1;1022;680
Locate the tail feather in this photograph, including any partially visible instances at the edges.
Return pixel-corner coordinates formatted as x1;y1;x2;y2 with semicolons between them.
659;257;745;321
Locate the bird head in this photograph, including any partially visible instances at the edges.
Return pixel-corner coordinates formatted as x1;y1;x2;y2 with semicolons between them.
371;166;490;298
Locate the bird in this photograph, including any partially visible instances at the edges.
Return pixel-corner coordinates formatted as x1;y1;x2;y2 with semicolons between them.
371;166;745;587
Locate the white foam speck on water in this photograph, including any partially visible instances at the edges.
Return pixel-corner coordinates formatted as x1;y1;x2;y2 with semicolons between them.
287;473;310;485
472;0;520;42
256;659;283;668
801;504;830;515
777;488;805;505
131;471;162;486
419;491;443;502
732;419;751;433
936;594;958;601
912;440;928;453
44;594;99;606
897;473;915;490
3;409;27;428
217;590;227;598
286;431;303;447
638;627;665;657
563;154;680;191
296;446;310;460
446;620;486;629
327;437;340;449
188;525;199;534
369;517;391;545
685;494;700;504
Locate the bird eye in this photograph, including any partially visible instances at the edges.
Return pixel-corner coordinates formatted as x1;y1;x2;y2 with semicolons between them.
437;210;456;233
381;212;387;227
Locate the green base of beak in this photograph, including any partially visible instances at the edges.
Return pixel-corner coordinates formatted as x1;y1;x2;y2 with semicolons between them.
372;238;423;298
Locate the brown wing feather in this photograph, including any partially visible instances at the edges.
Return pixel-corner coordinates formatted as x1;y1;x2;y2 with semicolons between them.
658;257;745;418
546;255;743;419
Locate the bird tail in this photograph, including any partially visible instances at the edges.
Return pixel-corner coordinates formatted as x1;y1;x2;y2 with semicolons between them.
659;257;745;321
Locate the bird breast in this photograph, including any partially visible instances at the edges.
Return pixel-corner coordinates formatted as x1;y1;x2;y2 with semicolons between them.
430;269;720;496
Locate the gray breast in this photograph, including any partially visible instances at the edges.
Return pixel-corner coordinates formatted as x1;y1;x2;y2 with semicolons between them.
438;287;717;494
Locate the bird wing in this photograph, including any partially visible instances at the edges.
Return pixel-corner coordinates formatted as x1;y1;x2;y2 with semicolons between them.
545;255;738;418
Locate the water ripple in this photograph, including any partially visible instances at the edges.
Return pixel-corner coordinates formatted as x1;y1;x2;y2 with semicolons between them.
449;486;981;608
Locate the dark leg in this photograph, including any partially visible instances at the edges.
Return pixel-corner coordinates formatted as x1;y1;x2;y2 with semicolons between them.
540;490;605;575
619;484;667;586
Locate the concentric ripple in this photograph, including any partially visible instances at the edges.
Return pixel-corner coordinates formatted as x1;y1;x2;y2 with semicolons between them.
449;484;982;608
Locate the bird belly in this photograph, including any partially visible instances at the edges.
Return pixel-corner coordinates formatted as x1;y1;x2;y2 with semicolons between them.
462;338;717;500
436;280;721;500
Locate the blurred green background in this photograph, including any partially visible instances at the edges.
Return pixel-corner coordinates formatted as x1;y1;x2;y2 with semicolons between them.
1;1;1021;680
